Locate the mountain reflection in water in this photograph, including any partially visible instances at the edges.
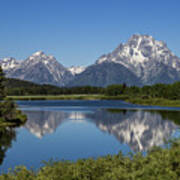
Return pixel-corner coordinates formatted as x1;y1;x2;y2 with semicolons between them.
23;109;180;152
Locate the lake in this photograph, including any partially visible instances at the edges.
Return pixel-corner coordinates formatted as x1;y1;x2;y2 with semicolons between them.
0;100;180;172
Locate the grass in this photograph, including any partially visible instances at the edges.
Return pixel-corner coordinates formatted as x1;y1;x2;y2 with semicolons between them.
7;94;128;101
126;97;180;107
7;95;180;107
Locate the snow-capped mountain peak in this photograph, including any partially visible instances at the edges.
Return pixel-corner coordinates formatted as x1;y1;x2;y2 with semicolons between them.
0;57;21;70
1;51;74;86
1;34;180;87
26;51;60;67
32;51;45;57
97;34;175;65
68;66;86;75
29;51;52;60
95;34;180;85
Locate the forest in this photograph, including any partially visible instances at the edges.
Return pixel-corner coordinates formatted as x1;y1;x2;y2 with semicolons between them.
5;78;180;100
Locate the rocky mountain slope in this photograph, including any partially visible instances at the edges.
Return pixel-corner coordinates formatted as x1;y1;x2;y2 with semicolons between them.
67;61;142;87
70;34;180;86
0;51;73;86
0;57;21;71
1;34;180;86
68;66;86;75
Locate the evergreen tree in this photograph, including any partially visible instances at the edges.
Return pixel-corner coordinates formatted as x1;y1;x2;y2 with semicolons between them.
0;66;26;124
0;66;6;100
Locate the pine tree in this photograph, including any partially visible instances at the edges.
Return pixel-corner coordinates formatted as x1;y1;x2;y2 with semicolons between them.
0;66;26;124
0;66;6;100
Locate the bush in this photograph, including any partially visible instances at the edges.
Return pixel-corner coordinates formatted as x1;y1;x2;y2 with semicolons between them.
0;99;27;125
0;140;180;179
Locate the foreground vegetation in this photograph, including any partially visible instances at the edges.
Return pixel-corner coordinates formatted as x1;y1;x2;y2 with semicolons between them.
0;140;180;180
0;67;27;126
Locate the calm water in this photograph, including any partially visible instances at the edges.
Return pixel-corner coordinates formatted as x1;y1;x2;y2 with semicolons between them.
0;100;180;172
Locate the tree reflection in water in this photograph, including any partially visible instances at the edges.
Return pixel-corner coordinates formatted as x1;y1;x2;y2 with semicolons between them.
0;127;16;165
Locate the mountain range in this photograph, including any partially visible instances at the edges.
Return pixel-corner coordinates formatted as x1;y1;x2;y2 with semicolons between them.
1;34;180;87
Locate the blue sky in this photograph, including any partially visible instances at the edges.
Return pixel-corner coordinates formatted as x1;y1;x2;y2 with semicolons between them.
0;0;180;67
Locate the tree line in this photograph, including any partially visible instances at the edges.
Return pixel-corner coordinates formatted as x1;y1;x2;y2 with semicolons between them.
105;82;180;100
5;77;180;100
5;78;104;95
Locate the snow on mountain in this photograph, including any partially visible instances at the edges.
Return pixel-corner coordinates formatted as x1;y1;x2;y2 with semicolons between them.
1;34;180;87
68;66;86;75
0;57;21;70
95;34;180;85
97;34;180;69
3;51;74;86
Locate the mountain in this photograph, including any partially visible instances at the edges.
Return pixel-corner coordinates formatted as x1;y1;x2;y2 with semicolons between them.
1;34;180;87
67;61;142;87
0;57;21;71
1;51;73;86
69;34;180;86
68;66;86;75
96;34;180;85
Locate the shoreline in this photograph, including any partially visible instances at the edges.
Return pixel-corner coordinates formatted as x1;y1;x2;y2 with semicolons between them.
7;95;180;107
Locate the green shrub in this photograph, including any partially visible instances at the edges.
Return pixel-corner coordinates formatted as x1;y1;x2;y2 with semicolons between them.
0;140;180;180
